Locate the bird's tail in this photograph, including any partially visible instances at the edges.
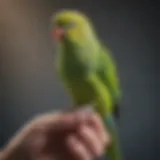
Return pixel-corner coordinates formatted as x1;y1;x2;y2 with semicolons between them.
103;115;122;160
113;104;120;119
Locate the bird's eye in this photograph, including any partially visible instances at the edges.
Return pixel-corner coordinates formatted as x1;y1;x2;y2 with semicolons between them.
57;21;64;27
56;21;76;29
65;21;76;28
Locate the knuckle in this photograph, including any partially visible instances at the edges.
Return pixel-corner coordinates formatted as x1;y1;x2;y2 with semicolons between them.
94;145;104;157
104;133;112;146
93;112;101;120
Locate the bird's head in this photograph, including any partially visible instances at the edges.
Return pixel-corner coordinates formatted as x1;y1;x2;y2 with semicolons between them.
50;10;96;44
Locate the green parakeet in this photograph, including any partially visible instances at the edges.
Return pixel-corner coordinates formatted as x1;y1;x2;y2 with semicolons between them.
50;10;122;160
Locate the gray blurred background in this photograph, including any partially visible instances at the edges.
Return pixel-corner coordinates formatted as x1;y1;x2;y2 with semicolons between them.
0;0;156;160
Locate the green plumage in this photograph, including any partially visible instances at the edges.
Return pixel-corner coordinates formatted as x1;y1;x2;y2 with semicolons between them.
51;10;122;160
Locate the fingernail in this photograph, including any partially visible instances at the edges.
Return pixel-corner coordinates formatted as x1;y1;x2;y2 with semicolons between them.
77;105;94;113
83;105;94;112
73;106;93;122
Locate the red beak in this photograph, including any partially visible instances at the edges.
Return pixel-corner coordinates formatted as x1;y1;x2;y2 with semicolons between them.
51;26;64;40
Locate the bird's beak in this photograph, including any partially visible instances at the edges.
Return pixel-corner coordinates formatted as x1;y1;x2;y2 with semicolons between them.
51;26;64;40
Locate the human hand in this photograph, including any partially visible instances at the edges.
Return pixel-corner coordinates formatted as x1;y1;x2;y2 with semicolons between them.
1;108;111;160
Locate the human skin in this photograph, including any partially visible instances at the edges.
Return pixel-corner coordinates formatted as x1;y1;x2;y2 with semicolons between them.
0;108;111;160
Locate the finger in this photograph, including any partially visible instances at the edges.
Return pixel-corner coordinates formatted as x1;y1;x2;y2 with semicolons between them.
46;107;94;132
66;135;92;160
36;155;52;160
33;108;91;132
90;113;111;145
52;111;90;131
78;125;104;157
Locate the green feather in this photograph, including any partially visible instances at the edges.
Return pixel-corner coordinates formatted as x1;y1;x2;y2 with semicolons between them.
51;10;122;160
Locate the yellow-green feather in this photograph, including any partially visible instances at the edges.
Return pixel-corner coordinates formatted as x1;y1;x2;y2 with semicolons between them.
52;10;122;160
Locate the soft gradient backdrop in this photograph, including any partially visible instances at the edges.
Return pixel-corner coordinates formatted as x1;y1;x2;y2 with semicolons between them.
0;0;156;160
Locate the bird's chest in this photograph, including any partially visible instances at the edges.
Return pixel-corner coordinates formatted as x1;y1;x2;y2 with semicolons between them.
59;47;91;82
60;60;94;103
62;61;91;90
58;44;96;102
